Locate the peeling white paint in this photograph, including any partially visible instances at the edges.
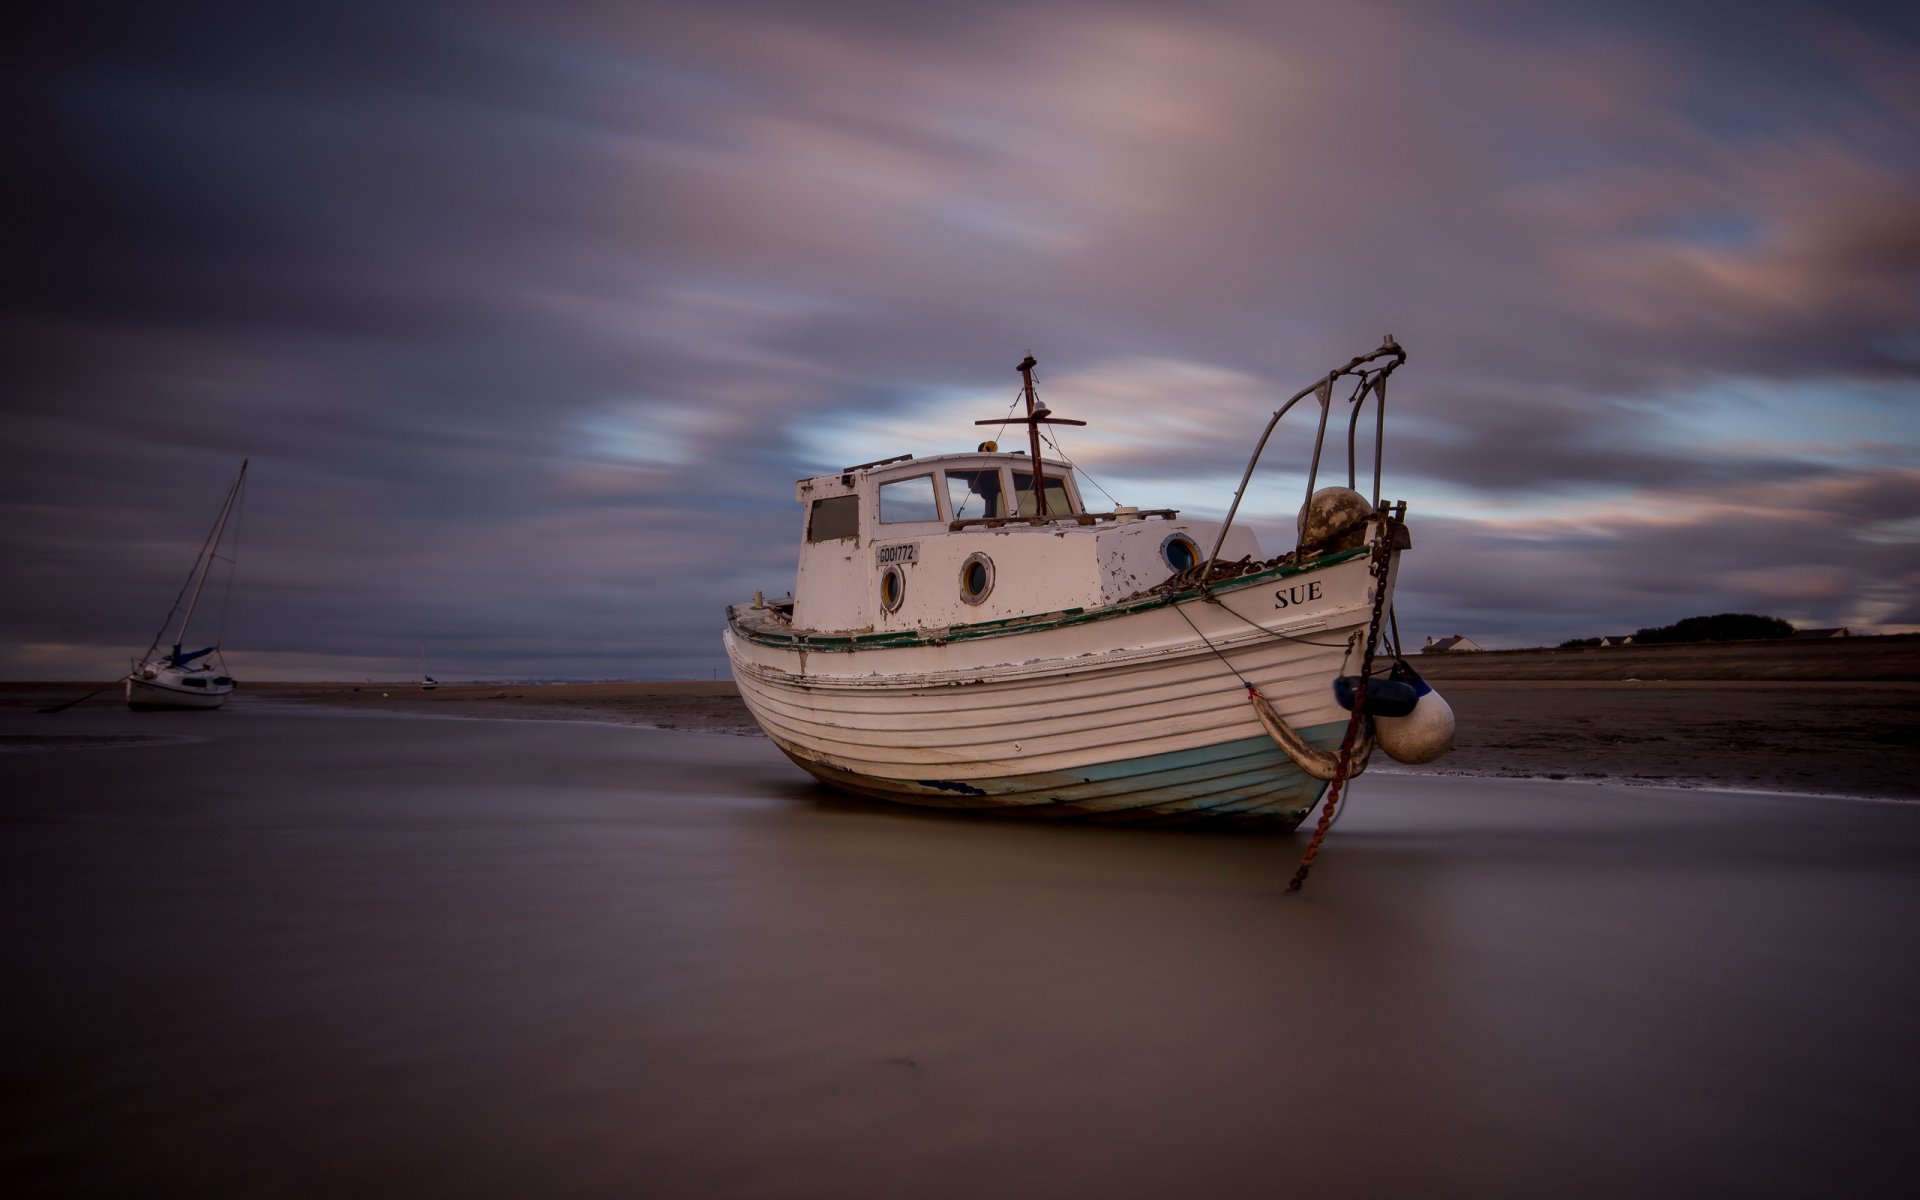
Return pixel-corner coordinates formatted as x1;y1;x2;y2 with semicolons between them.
791;451;1260;634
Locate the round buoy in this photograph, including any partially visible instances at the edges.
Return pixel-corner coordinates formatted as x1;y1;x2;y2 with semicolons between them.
1299;487;1373;554
1374;668;1455;763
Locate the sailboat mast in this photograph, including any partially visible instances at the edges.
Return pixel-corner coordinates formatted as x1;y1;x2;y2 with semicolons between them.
173;460;248;650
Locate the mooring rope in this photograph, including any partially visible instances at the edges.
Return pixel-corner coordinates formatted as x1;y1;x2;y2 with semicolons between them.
1173;582;1372;842
1201;589;1362;649
1171;599;1252;689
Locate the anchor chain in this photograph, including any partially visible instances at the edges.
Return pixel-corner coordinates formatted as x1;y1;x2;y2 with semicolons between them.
1288;507;1401;893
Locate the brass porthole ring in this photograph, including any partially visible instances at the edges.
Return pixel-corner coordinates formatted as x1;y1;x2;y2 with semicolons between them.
959;552;994;604
1161;532;1200;572
879;565;906;613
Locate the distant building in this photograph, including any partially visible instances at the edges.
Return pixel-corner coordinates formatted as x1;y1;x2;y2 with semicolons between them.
1791;627;1852;639
1423;634;1484;653
1598;635;1635;647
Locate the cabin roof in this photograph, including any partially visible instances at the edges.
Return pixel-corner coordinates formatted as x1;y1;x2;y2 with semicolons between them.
798;450;1074;488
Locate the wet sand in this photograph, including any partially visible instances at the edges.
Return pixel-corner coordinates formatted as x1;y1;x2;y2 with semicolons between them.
3;698;1917;1197
249;679;765;736
226;675;1920;802
1406;680;1920;800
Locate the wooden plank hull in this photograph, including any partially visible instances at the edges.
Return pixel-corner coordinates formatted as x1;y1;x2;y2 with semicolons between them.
725;552;1386;829
768;729;1348;829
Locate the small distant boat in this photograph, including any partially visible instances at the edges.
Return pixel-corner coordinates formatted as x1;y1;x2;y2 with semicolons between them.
127;461;247;711
724;339;1454;828
420;641;438;691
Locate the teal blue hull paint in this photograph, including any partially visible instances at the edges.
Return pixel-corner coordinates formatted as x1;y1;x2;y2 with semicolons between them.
773;722;1355;831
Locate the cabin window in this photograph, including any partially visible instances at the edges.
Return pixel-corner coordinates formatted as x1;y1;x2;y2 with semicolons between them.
807;494;860;543
879;565;906;612
182;677;208;688
959;552;995;604
1162;533;1200;572
878;474;941;524
1010;470;1075;517
945;469;1008;520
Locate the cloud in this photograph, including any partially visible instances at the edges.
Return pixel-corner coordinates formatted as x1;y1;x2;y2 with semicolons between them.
1399;466;1920;644
4;1;1918;677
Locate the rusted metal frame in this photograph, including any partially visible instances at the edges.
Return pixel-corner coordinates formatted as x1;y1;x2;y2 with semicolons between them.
1301;375;1360;547
971;410;1087;512
966;355;1086;525
1205;339;1405;583
841;452;914;474
1345;384;1363;490
1341;369;1390;508
1202;339;1406;582
1200;379;1321;578
1019;355;1048;516
948;507;1176;532
1371;374;1387;509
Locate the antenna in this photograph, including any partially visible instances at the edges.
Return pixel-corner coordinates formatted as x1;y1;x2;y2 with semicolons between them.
974;353;1084;518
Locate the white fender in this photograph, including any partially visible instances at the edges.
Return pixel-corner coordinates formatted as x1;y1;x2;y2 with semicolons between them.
1374;683;1455;764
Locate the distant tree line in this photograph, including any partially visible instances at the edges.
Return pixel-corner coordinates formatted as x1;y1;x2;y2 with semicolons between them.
1559;613;1794;649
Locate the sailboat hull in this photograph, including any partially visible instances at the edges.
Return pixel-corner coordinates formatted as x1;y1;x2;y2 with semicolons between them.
126;669;233;711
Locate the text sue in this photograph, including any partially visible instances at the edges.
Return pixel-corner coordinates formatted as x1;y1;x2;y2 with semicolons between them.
1273;580;1323;610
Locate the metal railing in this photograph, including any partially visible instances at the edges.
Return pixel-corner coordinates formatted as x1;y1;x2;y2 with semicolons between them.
1201;336;1406;579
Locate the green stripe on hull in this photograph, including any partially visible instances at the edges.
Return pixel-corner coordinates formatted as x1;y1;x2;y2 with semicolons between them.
729;546;1370;652
772;724;1353;831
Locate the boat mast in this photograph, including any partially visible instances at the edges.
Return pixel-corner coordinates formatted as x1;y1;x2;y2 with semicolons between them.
172;460;248;654
1016;355;1050;517
976;354;1084;518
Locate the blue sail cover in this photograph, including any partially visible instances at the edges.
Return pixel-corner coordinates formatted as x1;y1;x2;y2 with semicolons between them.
169;645;216;666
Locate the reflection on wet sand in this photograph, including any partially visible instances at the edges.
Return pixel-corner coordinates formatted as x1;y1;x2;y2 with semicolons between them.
3;703;1916;1198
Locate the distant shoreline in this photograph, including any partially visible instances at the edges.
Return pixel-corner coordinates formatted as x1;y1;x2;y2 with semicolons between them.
9;632;1919;691
1409;632;1920;682
10;640;1917;801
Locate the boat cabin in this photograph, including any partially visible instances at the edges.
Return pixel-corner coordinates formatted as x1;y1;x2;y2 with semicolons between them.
788;451;1261;634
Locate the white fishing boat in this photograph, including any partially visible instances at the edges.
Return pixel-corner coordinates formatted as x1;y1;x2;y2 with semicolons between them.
126;461;247;711
724;339;1453;829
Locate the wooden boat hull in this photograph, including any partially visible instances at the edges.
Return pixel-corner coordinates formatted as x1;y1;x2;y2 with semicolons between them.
725;549;1389;829
770;728;1349;829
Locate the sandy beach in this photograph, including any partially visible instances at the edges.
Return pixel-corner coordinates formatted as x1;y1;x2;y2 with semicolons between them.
222;665;1920;803
4;666;1918;1197
21;635;1916;806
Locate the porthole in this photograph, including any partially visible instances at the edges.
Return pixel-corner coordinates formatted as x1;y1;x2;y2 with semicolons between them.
879;565;906;613
1162;533;1201;572
959;552;995;605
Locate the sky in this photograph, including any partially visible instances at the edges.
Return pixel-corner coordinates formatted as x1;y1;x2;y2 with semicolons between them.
6;0;1919;681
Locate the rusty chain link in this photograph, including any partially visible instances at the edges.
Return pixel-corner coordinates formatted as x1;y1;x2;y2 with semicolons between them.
1287;507;1402;893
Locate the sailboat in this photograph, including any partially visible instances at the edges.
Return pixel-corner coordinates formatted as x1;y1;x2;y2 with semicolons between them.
126;461;247;711
419;641;438;691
